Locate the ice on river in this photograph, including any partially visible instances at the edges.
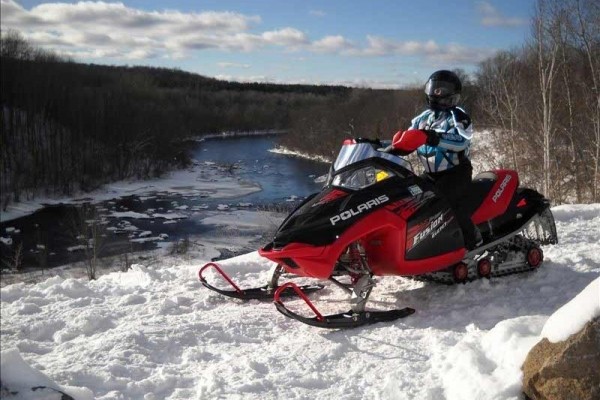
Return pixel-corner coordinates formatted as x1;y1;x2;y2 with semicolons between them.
1;161;261;223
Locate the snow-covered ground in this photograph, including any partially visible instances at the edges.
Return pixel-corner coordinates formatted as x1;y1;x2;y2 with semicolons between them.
1;204;598;399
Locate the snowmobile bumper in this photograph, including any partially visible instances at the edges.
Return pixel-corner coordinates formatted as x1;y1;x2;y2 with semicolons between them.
198;262;323;301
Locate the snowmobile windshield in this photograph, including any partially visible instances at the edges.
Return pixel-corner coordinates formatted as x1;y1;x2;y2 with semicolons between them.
331;165;395;190
332;142;413;174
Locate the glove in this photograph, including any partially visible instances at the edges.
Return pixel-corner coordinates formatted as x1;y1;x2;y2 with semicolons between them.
381;145;411;156
424;130;440;146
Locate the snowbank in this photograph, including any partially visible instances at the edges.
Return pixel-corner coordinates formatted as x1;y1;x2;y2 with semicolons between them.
541;277;600;342
434;316;547;400
1;348;93;399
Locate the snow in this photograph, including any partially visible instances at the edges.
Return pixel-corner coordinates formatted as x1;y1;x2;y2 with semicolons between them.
152;213;187;220
109;211;152;219
130;236;165;243
1;348;94;399
541;277;600;342
269;146;332;163
200;210;282;231
66;245;86;252
1;204;599;399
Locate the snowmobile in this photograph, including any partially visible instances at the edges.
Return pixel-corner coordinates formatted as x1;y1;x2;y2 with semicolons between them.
199;129;558;328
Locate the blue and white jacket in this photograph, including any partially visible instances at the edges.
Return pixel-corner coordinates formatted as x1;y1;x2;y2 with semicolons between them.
410;107;473;173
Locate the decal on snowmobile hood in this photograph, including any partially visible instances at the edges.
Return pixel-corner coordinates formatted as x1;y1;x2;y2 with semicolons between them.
407;209;454;251
330;195;389;225
492;174;512;203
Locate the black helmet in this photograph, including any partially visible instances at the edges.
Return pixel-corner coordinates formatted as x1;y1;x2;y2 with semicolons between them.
424;70;461;111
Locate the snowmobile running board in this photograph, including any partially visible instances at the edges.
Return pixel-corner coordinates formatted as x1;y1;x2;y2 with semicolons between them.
273;282;415;329
198;262;324;301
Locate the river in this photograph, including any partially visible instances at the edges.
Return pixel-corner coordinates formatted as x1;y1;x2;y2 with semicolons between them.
0;135;330;272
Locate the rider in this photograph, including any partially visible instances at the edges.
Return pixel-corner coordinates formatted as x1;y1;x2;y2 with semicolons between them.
407;69;481;250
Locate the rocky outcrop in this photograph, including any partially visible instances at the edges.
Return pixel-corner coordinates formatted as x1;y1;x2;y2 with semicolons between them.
522;317;600;400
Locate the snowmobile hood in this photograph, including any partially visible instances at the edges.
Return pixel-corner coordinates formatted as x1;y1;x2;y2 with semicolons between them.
268;175;419;249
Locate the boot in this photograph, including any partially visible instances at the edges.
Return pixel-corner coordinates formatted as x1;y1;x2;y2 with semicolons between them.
474;226;483;247
465;226;483;251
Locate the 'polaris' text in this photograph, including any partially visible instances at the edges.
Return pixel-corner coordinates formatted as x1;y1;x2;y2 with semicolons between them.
329;195;389;225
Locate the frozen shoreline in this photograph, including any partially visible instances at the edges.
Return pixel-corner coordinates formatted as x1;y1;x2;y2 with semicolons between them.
193;129;287;141
268;146;332;164
0;160;261;223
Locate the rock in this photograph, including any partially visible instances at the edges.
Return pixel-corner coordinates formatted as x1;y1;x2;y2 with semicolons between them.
522;317;600;400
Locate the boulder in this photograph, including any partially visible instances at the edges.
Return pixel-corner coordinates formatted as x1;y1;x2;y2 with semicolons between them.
522;317;600;400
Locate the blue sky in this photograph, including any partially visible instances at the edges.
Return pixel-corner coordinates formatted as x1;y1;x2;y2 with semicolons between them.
1;0;534;88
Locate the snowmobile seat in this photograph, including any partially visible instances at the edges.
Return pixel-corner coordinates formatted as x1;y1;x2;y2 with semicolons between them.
464;172;498;217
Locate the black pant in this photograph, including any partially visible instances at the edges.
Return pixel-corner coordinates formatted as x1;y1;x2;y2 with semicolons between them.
422;162;477;249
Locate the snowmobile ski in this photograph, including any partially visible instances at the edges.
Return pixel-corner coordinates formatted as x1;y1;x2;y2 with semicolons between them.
199;262;324;301
273;282;415;329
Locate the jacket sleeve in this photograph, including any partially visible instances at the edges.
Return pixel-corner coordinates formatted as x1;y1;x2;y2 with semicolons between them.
450;107;473;140
410;110;430;129
433;108;472;152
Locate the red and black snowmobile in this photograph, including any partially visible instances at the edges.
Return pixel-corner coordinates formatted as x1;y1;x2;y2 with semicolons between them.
199;129;558;328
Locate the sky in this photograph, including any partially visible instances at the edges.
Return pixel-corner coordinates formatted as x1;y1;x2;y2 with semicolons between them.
1;0;534;88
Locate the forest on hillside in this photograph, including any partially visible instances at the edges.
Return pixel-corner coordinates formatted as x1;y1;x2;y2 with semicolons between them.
1;0;598;206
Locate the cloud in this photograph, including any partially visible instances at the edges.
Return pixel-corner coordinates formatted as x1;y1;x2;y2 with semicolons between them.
418;42;494;64
309;10;326;18
0;0;263;58
0;0;495;68
476;1;527;27
261;28;308;46
217;62;251;69
347;36;494;64
352;36;440;57
311;35;355;53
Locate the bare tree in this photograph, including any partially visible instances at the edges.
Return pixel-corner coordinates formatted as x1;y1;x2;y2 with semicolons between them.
570;0;600;200
2;242;24;272
478;51;524;170
533;0;561;198
69;204;106;280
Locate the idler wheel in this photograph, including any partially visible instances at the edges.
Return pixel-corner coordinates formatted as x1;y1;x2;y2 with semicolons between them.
453;262;469;283
526;247;543;268
477;258;492;278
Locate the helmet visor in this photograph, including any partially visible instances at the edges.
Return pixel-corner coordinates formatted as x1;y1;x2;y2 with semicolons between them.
424;80;456;98
427;95;458;109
